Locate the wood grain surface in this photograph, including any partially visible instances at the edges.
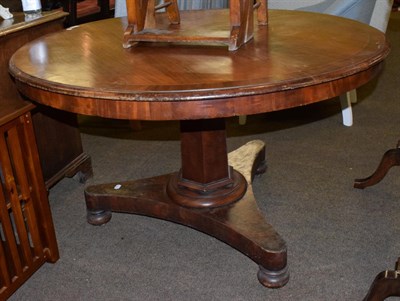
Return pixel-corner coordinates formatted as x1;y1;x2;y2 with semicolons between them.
9;9;389;121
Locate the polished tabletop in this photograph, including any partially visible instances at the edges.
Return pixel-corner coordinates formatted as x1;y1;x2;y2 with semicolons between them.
9;9;389;121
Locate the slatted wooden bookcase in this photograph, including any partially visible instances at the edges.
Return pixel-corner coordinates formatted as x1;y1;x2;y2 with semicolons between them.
0;106;59;300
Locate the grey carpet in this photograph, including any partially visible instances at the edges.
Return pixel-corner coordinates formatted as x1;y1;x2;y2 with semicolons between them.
10;12;400;301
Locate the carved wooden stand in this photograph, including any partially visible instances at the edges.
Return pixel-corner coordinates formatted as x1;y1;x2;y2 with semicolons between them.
355;144;400;300
123;0;268;51
363;258;400;301
354;140;400;189
84;119;288;288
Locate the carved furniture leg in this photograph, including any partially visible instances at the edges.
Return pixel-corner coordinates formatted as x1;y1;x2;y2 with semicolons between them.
84;119;288;288
363;258;400;301
354;141;400;189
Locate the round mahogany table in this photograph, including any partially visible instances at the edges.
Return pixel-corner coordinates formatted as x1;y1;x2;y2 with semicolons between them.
9;9;389;288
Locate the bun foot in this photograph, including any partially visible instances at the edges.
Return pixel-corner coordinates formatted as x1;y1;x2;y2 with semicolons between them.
257;265;289;288
87;209;112;226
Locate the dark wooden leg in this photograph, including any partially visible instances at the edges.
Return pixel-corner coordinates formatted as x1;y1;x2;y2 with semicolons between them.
354;141;400;189
363;258;400;301
65;0;78;26
84;119;288;288
99;0;111;19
